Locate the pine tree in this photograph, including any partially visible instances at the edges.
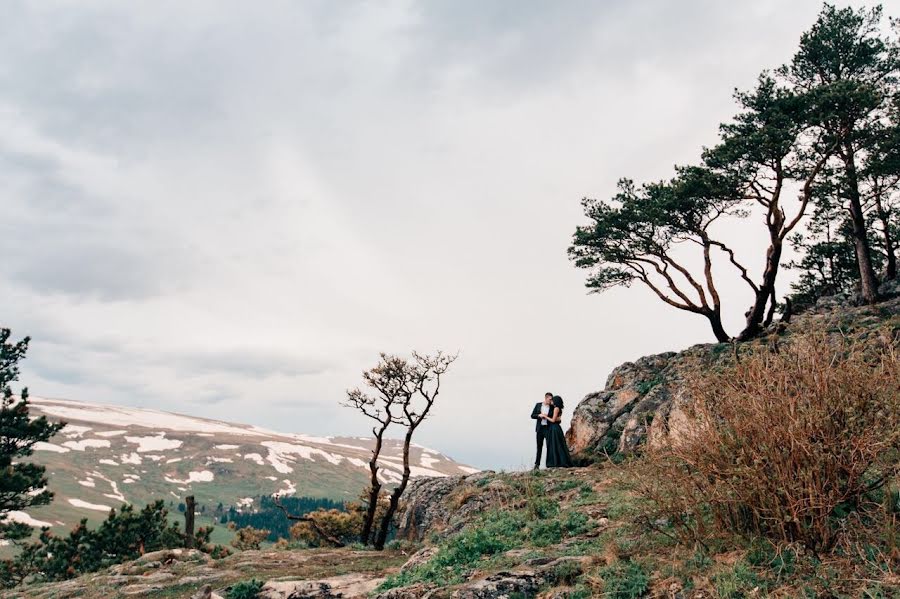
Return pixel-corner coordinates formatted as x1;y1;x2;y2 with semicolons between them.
0;328;66;541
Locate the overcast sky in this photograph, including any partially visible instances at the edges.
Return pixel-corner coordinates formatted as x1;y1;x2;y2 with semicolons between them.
3;0;896;470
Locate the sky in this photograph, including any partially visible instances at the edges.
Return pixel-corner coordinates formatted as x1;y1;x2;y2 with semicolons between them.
3;0;896;470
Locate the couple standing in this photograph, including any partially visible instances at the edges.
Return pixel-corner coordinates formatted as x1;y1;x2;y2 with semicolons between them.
531;392;573;469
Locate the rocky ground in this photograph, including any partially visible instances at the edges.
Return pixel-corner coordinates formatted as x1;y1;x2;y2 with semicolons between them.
6;545;409;599
12;463;895;598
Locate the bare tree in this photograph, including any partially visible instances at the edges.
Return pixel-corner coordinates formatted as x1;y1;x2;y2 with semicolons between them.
343;354;411;545
373;351;456;550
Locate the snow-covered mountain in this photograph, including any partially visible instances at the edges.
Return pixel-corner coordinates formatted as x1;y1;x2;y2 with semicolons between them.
15;396;477;535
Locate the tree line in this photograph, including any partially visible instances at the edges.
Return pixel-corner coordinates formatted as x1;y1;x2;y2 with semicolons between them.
222;495;345;541
569;4;900;341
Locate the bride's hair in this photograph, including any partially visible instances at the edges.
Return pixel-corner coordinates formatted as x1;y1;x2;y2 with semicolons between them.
552;395;564;409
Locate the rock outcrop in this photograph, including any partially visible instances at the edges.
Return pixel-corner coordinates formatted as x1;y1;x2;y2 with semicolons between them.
394;471;502;542
566;290;900;458
565;344;716;456
259;573;384;598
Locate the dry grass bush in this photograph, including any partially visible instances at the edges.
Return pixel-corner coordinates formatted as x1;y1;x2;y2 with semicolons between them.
228;524;271;551
290;509;360;546
632;331;900;554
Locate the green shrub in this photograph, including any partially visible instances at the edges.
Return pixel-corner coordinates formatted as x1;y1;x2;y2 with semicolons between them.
531;518;563;547
227;578;264;599
713;564;763;598
598;561;649;598
552;559;583;585
5;501;186;585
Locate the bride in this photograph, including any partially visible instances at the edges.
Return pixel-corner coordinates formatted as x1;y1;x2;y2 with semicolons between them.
540;395;574;468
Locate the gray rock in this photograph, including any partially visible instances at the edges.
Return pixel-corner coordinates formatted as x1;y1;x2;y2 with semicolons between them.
394;472;500;542
191;584;213;599
260;573;384;599
399;546;438;572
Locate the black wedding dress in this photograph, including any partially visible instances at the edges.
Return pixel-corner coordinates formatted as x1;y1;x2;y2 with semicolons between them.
545;407;574;468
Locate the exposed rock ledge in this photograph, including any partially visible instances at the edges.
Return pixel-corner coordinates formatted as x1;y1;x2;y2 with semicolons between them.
566;283;900;457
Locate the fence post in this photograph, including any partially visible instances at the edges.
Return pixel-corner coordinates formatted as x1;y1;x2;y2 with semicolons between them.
184;495;196;548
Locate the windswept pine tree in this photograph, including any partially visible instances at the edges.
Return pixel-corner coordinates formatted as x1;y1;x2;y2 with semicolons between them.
781;3;900;303
571;3;900;339
0;329;65;542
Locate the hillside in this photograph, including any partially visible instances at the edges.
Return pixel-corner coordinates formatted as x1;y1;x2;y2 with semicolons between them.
8;397;477;539
10;291;899;598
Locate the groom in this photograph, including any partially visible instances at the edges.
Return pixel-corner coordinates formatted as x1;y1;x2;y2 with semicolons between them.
530;392;553;469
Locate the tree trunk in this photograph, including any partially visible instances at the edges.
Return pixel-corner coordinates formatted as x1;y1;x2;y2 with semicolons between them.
361;428;386;545
738;241;783;341
843;143;880;302
873;188;897;280
374;429;413;550
184;495;195;549
705;308;730;343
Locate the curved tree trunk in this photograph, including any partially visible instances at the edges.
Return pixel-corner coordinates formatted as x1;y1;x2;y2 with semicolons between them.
705;308;730;343
374;429;413;550
361;424;388;545
843;143;880;302
873;188;897;280
738;241;783;341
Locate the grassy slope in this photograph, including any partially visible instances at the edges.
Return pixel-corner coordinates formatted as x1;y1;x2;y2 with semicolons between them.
379;465;899;598
16;463;895;598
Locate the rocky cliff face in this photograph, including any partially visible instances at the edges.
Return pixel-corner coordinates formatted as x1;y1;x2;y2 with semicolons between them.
566;281;900;458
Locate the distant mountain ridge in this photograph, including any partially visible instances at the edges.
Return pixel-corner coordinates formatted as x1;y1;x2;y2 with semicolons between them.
11;396;477;535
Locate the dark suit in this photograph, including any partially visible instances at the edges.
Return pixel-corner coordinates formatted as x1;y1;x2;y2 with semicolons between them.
530;402;550;467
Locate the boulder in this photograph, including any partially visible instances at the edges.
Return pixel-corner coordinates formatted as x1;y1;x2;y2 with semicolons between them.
566;346;712;456
394;472;500;542
260;573;384;599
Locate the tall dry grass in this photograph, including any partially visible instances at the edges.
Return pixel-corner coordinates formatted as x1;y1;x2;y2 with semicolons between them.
633;331;900;553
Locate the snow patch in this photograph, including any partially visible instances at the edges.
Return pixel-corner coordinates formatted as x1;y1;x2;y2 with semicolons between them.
62;439;111;451
6;510;52;527
33;442;69;453
243;453;265;466
78;478;96;488
208;457;233;463
378;456;448;478
377;469;402;484
164;470;214;484
124;434;182;452
99;459;119;466
273;479;297;497
62;425;92;438
420;452;439;469
120;453;142;465
95;430;127;437
166;457;183;464
68;498;111;512
29;397;266;436
261;441;343;476
237;497;254;508
345;457;368;469
458;466;481;474
214;444;239;450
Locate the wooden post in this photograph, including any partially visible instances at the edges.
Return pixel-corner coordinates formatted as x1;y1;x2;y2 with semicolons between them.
184;495;196;548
